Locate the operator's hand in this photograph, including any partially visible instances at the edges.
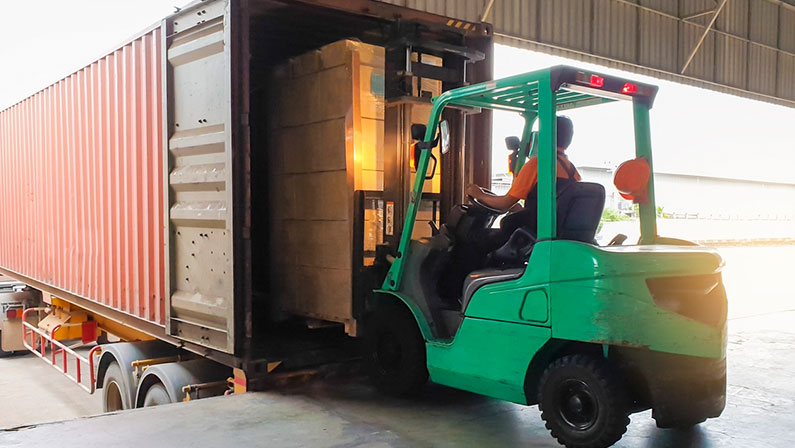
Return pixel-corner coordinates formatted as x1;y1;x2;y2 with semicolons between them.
465;184;482;199
507;202;524;213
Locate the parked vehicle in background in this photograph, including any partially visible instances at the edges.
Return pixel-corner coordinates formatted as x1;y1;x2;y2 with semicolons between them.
0;274;38;357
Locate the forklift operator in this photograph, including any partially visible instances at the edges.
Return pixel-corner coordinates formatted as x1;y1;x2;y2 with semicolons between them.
465;115;581;212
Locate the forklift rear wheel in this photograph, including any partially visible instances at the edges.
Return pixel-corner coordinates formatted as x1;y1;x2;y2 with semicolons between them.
538;354;630;448
364;304;428;396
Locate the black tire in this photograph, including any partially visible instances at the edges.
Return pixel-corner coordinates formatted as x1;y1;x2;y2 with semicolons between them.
538;354;630;448
0;330;14;358
102;361;128;412
142;383;172;407
364;304;428;396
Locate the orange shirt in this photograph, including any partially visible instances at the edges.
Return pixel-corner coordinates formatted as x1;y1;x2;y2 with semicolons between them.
507;150;581;199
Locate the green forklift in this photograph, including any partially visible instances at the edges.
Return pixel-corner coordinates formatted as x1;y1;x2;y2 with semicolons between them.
364;66;727;448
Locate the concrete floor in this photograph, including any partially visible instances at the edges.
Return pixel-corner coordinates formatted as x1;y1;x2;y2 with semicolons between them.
1;245;794;447
0;351;102;429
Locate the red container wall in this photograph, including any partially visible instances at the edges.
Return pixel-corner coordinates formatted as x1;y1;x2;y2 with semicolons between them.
0;28;165;325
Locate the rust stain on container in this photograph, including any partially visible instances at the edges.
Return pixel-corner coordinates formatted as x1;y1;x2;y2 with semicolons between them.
0;28;165;325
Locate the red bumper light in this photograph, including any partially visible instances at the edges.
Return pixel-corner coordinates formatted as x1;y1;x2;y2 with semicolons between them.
622;82;638;94
589;75;605;88
6;309;17;319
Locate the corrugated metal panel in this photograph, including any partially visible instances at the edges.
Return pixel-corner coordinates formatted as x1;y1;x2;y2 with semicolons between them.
496;0;537;40
593;0;638;63
781;7;795;52
717;0;749;36
680;18;716;80
0;28;165;325
539;0;592;53
749;0;779;46
778;53;795;100
748;46;778;95
715;34;748;88
374;0;795;108
639;3;679;72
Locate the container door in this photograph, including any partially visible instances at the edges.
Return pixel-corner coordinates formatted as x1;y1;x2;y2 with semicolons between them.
163;0;248;354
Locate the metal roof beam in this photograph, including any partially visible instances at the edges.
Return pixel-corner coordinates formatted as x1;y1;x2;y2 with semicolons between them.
680;0;729;75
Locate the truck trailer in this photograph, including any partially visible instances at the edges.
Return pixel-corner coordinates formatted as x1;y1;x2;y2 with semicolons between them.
0;0;491;406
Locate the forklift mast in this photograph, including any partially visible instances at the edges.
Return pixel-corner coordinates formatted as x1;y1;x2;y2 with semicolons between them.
381;22;491;250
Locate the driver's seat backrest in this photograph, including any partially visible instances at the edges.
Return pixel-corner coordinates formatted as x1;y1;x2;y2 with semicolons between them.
556;182;605;243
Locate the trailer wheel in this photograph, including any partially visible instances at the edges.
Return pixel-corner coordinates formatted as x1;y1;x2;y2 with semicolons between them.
142;383;172;407
102;361;127;412
538;354;630;448
364;304;428;396
0;331;14;358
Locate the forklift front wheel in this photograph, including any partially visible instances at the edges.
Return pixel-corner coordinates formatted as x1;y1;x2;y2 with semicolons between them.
538;354;630;448
364;304;428;396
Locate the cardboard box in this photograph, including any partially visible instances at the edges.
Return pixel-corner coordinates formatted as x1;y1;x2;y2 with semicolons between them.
268;40;385;335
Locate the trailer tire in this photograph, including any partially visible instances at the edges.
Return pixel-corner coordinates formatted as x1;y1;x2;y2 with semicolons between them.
102;361;128;412
142;383;172;407
538;354;630;448
364;304;428;396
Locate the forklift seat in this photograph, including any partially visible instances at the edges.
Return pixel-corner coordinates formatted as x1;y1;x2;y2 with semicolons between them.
556;182;605;243
461;267;524;313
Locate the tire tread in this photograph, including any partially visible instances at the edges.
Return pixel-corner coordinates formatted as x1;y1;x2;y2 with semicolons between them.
538;354;630;448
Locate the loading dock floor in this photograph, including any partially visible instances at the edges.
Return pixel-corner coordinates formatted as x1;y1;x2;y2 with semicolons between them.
1;309;793;448
1;246;793;447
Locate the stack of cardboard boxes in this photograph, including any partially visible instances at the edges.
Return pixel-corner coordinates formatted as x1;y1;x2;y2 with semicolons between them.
268;40;385;334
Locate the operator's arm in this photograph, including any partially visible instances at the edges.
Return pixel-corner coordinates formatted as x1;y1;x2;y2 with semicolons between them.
465;184;521;212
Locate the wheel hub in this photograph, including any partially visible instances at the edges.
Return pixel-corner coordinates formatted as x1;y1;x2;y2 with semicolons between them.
558;379;599;431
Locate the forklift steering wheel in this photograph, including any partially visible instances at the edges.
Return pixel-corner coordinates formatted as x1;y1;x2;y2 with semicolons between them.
468;196;504;215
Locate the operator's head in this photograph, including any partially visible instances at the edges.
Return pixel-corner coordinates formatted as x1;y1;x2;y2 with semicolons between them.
556;115;574;150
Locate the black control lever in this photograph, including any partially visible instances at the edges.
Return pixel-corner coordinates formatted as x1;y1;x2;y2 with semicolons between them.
428;221;439;236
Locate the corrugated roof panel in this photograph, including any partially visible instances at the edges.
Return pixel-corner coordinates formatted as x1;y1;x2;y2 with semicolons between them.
639;10;679;72
717;0;749;37
639;0;677;16
778;53;795;100
679;0;717;20
749;0;779;46
748;45;778;95
680;20;716;80
539;0;591;53
715;34;748;89
495;0;538;41
780;7;795;52
593;0;638;63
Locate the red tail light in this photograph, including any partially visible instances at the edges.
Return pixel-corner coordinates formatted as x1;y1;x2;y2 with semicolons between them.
589;75;605;88
622;82;638;94
6;309;17;319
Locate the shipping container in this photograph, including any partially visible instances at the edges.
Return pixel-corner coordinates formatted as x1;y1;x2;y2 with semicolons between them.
0;0;492;398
